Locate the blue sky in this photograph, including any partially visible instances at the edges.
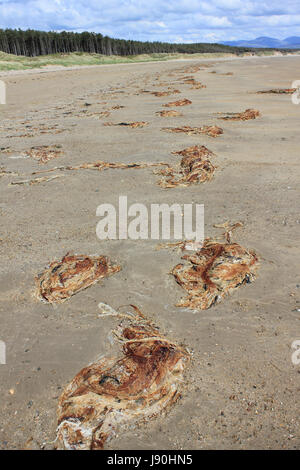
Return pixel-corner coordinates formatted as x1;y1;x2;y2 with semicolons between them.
0;0;299;42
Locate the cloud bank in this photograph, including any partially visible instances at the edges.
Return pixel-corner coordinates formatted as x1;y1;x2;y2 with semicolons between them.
1;0;300;43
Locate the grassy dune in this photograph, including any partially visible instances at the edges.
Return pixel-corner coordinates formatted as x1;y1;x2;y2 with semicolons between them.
0;50;284;71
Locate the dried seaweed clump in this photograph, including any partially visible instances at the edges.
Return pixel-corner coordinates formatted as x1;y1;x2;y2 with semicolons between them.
162;125;223;137
0;167;18;177
172;237;258;310
180;65;202;73
104;121;148;128
182;78;206;89
32;160;168;175
156;145;216;188
9;175;63;186
163;99;192;107
156;110;182;117
56;305;190;450
151;90;180;97
218;109;260;121
35;253;121;303
25;145;63;164
257;88;296;94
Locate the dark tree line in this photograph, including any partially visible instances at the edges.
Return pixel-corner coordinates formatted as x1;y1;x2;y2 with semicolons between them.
0;28;256;57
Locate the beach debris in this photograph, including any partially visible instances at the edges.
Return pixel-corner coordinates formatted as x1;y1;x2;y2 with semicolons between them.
191;83;206;89
76;110;111;119
163;99;192;107
56;304;190;450
171;145;215;159
103;121;148;128
151;90;181;97
98;111;111;118
171;224;258;310
181;78;206;89
217;109;260;121
32;160;169;176
156;110;182;117
0;147;12;154
257;88;296;94
156;240;202;252
111;105;125;109
213;221;244;243
9;175;63;186
162;125;223;137
25;145;63;164
155;145;216;188
180;65;202;73
35;253;121;304
0;167;18;177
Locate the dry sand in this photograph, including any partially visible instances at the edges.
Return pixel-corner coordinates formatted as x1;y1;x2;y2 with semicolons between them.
0;55;299;450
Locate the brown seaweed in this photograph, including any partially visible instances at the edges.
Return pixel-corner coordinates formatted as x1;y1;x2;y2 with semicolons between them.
155;145;216;188
162;125;223;137
56;305;190;450
172;233;258;310
218;109;260;121
35;253;121;303
163;99;192;107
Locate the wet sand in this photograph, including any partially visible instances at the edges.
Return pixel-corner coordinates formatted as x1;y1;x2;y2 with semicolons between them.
0;55;299;449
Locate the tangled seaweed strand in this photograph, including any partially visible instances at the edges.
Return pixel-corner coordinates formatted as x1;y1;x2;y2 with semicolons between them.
217;109;260;121
171;223;259;310
35;253;121;303
162;125;223;137
155;145;216;188
163;99;192;107
156;110;182;117
257;88;296;94
56;305;190;450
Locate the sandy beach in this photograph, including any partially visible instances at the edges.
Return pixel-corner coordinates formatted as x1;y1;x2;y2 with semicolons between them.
0;54;299;449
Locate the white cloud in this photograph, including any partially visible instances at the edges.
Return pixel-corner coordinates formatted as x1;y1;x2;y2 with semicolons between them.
0;0;300;42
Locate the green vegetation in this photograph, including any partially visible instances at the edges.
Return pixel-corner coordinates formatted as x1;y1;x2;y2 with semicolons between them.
0;29;297;72
0;28;260;57
0;51;237;71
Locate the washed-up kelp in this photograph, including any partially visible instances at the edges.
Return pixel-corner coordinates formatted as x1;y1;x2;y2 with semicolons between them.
103;121;148;128
171;145;215;159
25;145;63;164
191;83;206;89
181;78;206;89
172;236;258;310
56;304;190;450
155;145;216;188
32;160;168;176
0;147;12;154
0;167;18;177
163;99;192;107
162;125;223;137
9;174;63;186
257;88;296;94
156;110;182;117
151;90;181;97
218;109;260;121
179;65;202;73
5;124;66;138
35;254;121;303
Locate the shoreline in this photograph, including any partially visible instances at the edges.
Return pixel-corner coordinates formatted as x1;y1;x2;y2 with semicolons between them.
0;52;299;77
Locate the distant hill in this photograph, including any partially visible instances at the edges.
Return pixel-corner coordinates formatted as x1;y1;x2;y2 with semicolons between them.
221;36;300;49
